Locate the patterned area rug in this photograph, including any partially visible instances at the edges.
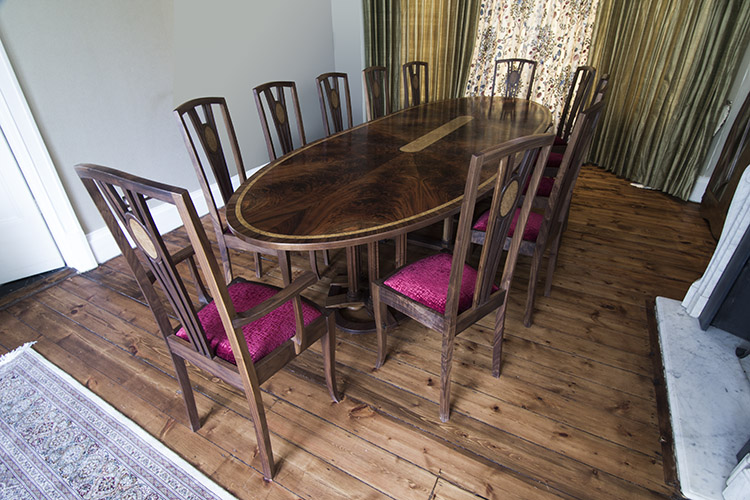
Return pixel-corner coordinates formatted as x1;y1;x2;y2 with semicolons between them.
0;343;235;499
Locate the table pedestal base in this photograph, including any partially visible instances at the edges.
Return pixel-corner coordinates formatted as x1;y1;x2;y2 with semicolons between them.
327;276;402;334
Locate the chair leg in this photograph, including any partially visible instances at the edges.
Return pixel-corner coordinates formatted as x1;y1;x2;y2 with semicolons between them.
323;249;330;266
254;252;263;278
322;315;341;402
244;381;275;481
523;247;545;327
544;231;564;297
309;251;322;280
171;354;201;431
492;301;508;378
372;285;388;369
440;328;456;423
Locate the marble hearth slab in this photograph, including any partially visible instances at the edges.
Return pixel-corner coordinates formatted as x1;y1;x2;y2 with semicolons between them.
656;297;750;499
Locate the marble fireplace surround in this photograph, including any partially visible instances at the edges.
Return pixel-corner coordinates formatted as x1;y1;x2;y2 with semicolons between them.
656;165;750;499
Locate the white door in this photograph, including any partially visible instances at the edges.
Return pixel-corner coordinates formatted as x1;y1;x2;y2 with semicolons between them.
0;125;64;284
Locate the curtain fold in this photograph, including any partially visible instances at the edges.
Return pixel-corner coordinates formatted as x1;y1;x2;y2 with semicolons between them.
363;0;402;109
363;0;480;110
588;0;750;200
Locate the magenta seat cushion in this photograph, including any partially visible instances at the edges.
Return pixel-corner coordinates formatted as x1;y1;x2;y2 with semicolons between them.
554;136;567;146
383;253;485;314
523;175;555;197
176;281;321;364
547;152;563;169
472;208;543;242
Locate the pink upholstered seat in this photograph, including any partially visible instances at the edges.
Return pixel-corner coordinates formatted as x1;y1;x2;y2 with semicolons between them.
523;175;555;197
547;152;563;168
472;208;543;242
176;281;321;364
383;253;488;314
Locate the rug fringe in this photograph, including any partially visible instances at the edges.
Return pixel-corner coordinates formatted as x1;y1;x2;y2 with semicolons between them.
0;341;37;367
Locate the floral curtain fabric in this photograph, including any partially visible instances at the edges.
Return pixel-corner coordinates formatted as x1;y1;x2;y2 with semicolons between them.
465;0;599;121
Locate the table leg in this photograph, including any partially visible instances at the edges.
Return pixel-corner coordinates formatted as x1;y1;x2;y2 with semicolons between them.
367;241;379;281
346;246;361;301
326;242;396;334
277;250;293;286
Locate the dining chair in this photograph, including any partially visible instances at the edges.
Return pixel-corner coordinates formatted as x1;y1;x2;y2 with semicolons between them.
76;163;340;481
316;72;353;136
363;66;391;121
174;97;266;282
402;61;429;108
471;100;606;327
372;133;554;422
491;58;537;100
592;73;610;104
546;73;610;170
253;81;329;275
253;81;307;161
555;66;596;148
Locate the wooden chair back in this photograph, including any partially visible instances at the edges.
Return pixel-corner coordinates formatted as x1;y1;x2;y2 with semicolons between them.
457;135;553;318
75;163;338;480
556;66;596;143
402;61;429;108
363;66;391;120
316;72;353;136
373;133;554;421
491;58;537;100
472;100;607;327
174;97;266;281
546;100;606;237
592;73;610;104
253;81;307;161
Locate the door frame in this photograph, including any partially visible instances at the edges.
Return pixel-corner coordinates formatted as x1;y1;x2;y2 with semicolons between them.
0;38;96;273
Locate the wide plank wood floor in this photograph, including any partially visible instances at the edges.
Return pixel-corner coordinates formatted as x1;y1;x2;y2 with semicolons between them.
0;166;717;499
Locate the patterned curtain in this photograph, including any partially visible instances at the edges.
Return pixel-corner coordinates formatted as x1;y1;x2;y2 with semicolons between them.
363;0;480;110
587;0;750;200
465;0;599;121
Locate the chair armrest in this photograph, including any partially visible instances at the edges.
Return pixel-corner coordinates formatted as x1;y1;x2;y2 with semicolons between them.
231;271;318;329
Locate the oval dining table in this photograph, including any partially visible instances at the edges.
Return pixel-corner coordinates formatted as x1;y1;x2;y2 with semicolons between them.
227;96;551;332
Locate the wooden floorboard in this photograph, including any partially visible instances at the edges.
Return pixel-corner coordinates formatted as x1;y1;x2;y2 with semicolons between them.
0;166;716;499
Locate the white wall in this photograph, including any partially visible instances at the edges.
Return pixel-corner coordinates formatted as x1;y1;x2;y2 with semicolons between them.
0;0;189;234
173;0;337;170
331;0;366;125
0;0;366;262
689;44;750;202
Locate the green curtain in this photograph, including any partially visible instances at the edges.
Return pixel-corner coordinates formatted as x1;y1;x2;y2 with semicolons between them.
588;0;750;200
363;0;402;109
362;0;480;110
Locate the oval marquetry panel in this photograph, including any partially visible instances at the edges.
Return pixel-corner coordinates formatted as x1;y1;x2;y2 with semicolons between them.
372;81;380;98
500;179;519;217
128;217;158;260
508;71;521;87
227;97;551;250
275;102;286;124
330;90;340;109
411;75;419;90
203;125;218;153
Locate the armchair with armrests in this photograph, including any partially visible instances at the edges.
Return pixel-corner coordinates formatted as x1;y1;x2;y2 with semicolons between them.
76;164;340;481
372;133;554;422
